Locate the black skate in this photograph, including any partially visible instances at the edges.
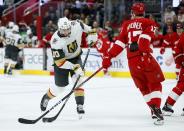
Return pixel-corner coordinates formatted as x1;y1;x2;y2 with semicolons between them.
7;68;12;75
4;66;7;74
40;94;50;111
162;103;174;116
150;105;164;125
181;108;184;116
151;111;157;119
77;105;85;119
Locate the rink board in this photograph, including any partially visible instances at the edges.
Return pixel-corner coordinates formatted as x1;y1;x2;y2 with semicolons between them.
0;48;177;79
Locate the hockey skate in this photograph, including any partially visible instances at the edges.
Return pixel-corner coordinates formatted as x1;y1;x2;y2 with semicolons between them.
150;105;164;125
181;108;184;116
162;103;174;116
103;70;111;78
40;94;50;111
77;104;85;119
151;111;157;119
7;68;12;75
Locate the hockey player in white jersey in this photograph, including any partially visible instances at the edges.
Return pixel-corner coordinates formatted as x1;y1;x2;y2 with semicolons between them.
5;21;14;36
0;20;6;47
40;17;97;118
3;25;23;75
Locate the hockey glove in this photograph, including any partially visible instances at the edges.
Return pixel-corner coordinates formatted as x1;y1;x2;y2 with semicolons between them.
130;42;139;52
160;47;165;54
87;31;98;47
73;64;85;77
102;55;112;69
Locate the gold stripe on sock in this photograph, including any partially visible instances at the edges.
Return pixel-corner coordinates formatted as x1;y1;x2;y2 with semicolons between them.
47;88;56;98
74;88;84;97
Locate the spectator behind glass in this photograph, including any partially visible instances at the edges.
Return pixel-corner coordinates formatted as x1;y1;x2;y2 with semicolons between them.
45;20;57;34
179;0;184;8
43;12;50;26
104;21;114;41
177;9;184;23
92;21;102;32
80;13;89;25
63;8;70;18
163;18;176;35
163;5;177;24
30;20;37;36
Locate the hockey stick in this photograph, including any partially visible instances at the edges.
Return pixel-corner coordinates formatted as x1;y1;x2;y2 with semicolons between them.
18;48;90;124
18;67;102;124
42;48;90;123
42;66;103;122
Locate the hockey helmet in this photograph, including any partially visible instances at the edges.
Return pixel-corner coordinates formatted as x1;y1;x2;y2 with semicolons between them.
27;29;32;35
131;2;145;15
98;29;108;38
12;25;19;32
8;21;14;28
57;17;71;36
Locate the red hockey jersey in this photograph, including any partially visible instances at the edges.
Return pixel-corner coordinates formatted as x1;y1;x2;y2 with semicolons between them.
173;33;184;66
108;17;156;59
161;32;179;49
95;33;112;56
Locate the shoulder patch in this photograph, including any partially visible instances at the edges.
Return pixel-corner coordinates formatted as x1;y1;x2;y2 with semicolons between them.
71;21;76;26
52;38;58;44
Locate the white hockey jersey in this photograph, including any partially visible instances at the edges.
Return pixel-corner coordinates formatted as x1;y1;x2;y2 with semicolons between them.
50;20;93;69
4;31;22;47
51;21;92;59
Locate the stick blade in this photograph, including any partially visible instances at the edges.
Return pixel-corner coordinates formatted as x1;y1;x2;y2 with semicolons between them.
42;117;56;123
18;118;37;124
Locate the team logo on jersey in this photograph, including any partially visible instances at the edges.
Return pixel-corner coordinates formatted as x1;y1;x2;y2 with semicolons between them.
67;40;78;53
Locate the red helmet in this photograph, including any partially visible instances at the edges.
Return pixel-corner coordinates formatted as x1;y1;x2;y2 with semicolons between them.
98;29;108;38
131;2;145;15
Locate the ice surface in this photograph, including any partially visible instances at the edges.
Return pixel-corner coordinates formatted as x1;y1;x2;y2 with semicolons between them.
0;75;183;131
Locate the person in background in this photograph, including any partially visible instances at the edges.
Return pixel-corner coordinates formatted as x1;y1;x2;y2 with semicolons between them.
162;25;184;116
3;25;24;75
38;28;55;48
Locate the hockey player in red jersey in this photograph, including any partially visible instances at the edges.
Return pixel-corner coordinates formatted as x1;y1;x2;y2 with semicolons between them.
160;25;177;54
102;2;165;125
95;29;112;76
162;30;184;116
160;23;183;78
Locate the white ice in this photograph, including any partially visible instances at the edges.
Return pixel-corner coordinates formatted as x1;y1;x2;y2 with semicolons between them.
0;74;184;131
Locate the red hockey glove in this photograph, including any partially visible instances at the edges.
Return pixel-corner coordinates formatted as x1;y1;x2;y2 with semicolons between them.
160;47;165;54
102;55;112;69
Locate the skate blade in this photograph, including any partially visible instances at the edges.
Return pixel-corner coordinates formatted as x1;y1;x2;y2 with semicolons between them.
162;111;173;116
78;114;84;120
152;115;157;119
154;120;164;125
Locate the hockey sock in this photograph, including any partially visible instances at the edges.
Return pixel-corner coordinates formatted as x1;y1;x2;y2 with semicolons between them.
4;65;8;74
148;83;162;108
74;88;84;105
150;97;161;108
166;86;183;106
